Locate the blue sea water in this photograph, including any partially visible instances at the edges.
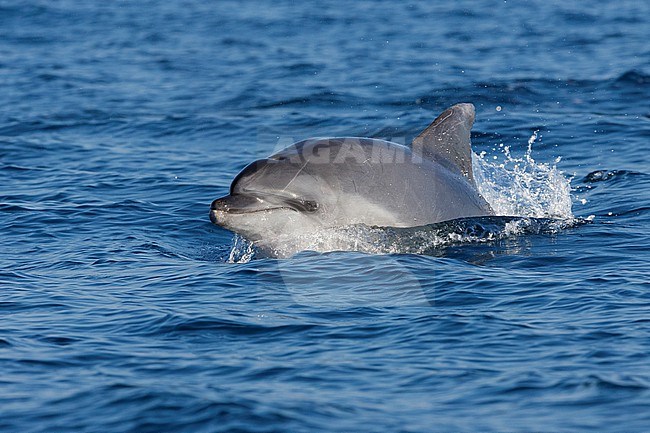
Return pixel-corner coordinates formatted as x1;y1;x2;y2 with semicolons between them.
1;0;649;431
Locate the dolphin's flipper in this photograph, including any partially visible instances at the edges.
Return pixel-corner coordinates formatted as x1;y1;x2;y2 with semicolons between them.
412;103;476;183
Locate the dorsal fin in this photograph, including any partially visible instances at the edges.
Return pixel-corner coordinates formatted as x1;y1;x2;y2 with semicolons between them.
412;103;476;183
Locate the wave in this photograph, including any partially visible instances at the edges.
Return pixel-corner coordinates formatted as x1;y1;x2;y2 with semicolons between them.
227;216;583;261
581;169;646;184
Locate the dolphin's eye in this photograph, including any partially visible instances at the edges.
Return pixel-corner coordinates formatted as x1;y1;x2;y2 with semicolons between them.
302;200;319;212
285;198;319;213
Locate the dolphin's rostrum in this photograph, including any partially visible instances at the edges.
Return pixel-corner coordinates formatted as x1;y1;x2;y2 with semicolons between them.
210;103;494;244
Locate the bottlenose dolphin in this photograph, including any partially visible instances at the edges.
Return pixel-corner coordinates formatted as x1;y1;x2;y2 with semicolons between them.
210;103;494;244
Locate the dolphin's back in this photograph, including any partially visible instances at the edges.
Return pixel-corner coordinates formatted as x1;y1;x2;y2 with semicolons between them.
275;136;493;227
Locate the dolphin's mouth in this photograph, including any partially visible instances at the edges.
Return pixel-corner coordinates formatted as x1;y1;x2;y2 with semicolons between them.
210;193;318;224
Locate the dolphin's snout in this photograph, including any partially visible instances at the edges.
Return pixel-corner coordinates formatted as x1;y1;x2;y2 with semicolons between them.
211;194;253;213
210;197;228;212
209;193;315;226
210;196;235;225
209;208;219;224
209;194;277;224
209;198;222;224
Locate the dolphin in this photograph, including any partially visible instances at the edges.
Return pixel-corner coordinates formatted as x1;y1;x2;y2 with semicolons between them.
210;103;494;245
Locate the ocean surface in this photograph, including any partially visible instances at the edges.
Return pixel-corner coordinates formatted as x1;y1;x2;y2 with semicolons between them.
1;0;649;431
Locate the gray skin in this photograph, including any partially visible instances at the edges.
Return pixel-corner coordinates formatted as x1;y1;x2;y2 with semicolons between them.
210;103;494;242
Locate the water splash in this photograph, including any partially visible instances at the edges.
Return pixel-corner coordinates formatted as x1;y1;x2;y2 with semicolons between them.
227;234;256;263
236;216;578;259
473;131;574;219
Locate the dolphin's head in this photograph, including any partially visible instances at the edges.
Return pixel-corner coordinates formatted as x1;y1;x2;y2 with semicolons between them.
210;155;333;241
210;138;425;242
